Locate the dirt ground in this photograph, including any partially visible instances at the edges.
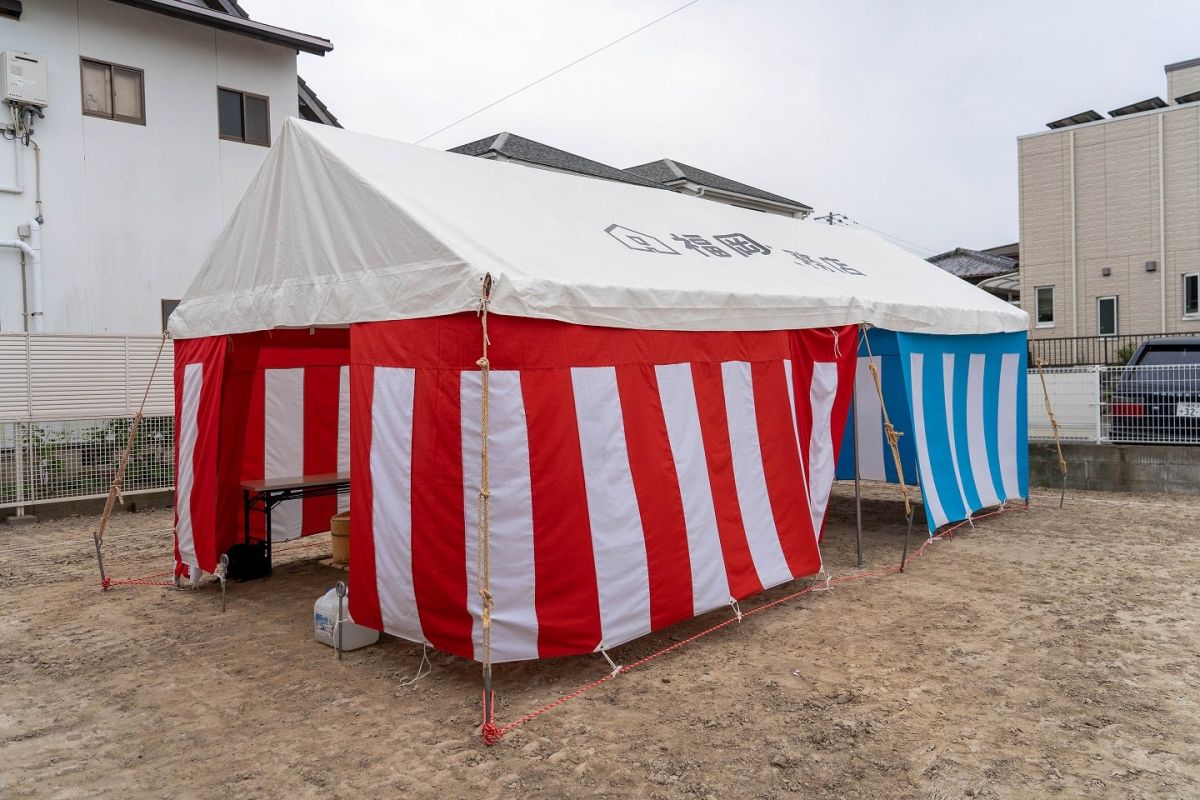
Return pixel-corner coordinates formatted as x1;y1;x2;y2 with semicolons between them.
0;484;1197;800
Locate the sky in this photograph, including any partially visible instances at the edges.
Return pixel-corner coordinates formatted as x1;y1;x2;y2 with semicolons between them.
246;0;1200;256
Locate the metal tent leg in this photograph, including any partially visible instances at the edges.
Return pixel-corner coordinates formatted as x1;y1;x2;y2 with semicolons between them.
852;394;864;568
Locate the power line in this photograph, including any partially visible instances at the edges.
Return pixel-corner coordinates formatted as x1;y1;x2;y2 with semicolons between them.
413;0;704;145
815;210;937;256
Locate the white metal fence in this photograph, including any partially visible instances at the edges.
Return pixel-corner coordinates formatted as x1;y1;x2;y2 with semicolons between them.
1;330;1194;511
0;333;174;512
1030;364;1200;445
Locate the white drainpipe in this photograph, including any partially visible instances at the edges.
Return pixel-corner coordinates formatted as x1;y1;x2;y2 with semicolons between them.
1;219;42;332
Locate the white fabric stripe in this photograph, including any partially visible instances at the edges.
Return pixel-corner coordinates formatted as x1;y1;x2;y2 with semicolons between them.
264;368;305;541
781;359;812;510
998;353;1021;499
942;354;972;516
336;365;351;513
460;372;483;661
855;358;887;481
966;354;1001;508
910;353;946;528
480;370;539;662
175;363;202;569
370;367;424;644
656;363;730;615
572;366;652;648
721;361;792;589
781;359;819;567
807;362;839;533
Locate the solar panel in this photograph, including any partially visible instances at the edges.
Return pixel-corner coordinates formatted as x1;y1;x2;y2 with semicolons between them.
1108;97;1167;117
1175;90;1200;105
1046;110;1104;130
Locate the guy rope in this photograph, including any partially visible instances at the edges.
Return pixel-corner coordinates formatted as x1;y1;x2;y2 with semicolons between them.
1032;351;1069;508
858;324;918;569
475;274;500;744
93;330;175;590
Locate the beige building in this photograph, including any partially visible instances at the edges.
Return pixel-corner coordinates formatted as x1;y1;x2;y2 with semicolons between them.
1019;57;1200;343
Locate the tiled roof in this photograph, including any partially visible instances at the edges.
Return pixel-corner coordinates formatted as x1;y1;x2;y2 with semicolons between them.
449;133;670;190
927;247;1017;280
626;158;811;210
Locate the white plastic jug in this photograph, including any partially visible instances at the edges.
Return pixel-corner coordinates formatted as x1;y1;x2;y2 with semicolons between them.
314;586;380;651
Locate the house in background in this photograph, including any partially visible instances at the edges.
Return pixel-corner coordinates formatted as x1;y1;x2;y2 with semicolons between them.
928;246;1020;304
1019;56;1200;342
450;132;812;218
0;0;337;336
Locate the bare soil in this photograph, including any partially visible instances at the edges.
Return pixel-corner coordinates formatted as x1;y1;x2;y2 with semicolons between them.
0;485;1197;799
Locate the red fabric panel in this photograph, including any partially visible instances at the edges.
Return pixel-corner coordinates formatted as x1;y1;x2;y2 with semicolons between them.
172;336;228;575
354;314;800;371
614;364;694;631
303;366;341;533
689;362;762;600
409;369;474;658
751;360;821;577
238;364;267;542
520;369;603;658
347;361;381;630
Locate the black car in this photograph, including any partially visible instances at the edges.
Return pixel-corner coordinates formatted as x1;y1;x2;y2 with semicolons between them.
1108;337;1200;443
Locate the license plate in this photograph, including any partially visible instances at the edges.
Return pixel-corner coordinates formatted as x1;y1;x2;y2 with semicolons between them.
1176;402;1200;418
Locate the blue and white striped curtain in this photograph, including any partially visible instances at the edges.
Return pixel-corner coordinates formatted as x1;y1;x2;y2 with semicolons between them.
837;329;1028;534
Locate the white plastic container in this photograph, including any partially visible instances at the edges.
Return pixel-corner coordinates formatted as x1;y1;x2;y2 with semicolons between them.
314;587;380;651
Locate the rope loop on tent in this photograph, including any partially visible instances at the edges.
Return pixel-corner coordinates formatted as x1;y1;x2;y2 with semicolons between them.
859;324;913;518
1033;354;1069;508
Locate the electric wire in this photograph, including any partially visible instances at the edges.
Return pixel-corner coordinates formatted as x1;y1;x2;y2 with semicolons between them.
414;0;703;145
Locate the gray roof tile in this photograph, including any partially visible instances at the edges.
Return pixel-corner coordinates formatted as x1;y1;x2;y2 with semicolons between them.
448;133;671;190
927;247;1017;280
626;158;811;210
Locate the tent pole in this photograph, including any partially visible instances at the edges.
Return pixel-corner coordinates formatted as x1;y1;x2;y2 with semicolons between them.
900;470;919;573
852;392;864;567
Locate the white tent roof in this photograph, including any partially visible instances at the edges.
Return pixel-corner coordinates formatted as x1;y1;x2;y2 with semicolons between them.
170;119;1028;339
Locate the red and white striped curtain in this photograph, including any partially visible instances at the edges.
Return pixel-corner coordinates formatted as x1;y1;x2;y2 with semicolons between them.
173;330;351;575
348;315;856;663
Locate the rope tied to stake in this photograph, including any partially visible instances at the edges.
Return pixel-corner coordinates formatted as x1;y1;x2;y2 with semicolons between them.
860;325;913;518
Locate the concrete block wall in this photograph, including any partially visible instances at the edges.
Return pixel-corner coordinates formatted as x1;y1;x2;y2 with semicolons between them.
1030;442;1200;495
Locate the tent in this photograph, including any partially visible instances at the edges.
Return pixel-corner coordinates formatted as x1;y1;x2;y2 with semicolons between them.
170;119;1028;664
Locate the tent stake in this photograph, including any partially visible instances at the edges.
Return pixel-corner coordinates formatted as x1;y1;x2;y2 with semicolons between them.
900;511;913;573
92;530;108;590
335;580;347;661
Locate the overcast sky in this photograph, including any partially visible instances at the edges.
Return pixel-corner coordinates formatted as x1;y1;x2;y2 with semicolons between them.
247;0;1200;256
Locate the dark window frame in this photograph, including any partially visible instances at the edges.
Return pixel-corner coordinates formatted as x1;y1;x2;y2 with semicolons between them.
160;299;180;333
1035;285;1055;327
1097;295;1118;337
217;86;271;146
1183;273;1200;318
80;57;146;126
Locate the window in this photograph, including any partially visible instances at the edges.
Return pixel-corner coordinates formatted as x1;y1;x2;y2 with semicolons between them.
1184;273;1200;318
160;299;180;333
1035;286;1054;327
80;58;145;124
1098;295;1118;337
218;88;270;146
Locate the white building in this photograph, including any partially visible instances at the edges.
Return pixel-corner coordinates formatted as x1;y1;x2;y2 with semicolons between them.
0;0;335;335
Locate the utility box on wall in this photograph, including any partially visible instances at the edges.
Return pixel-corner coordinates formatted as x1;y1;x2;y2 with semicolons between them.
1;51;48;107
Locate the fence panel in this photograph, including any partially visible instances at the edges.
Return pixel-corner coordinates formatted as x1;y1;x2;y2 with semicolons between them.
1028;367;1101;442
1099;363;1200;445
0;416;175;510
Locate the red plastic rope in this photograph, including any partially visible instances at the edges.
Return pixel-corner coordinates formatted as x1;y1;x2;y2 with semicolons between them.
100;571;174;590
480;504;1022;744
